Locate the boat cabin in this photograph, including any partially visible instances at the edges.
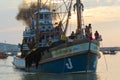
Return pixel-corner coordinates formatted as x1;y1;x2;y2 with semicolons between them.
33;8;62;47
22;8;63;51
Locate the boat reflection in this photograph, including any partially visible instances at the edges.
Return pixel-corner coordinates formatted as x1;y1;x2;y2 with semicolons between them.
21;73;98;80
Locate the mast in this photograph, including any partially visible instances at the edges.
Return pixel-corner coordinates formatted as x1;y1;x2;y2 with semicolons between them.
64;0;72;34
36;0;40;47
76;0;82;34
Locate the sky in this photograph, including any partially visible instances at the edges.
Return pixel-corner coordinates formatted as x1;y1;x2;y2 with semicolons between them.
0;0;120;47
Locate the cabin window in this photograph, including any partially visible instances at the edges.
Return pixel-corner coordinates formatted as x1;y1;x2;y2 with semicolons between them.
51;35;54;38
46;35;49;39
49;35;51;37
48;26;51;29
41;35;45;39
39;39;42;42
39;14;43;19
55;34;60;39
46;29;49;32
42;26;45;29
45;14;50;19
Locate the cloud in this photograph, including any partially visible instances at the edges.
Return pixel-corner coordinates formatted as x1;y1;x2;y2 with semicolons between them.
83;5;120;24
83;0;120;8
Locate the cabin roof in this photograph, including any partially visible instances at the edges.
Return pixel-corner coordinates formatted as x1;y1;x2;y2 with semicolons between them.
34;8;51;14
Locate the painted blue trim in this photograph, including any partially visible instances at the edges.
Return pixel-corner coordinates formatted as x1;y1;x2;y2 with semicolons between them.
29;52;98;73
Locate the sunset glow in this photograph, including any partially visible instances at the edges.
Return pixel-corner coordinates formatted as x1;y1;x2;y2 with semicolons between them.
0;0;120;47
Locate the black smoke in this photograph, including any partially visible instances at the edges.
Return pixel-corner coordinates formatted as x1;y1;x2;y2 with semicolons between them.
16;1;50;26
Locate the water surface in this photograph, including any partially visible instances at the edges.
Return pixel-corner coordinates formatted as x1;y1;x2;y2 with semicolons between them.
0;52;120;80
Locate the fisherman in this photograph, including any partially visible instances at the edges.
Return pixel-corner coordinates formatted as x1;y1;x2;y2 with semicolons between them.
47;36;52;46
94;31;100;40
61;33;67;43
85;25;89;38
88;23;92;34
69;31;76;39
25;48;43;69
88;33;93;41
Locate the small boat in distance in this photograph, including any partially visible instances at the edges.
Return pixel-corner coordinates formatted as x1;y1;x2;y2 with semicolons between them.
109;50;117;54
0;42;8;59
0;52;8;59
13;0;102;73
102;50;117;55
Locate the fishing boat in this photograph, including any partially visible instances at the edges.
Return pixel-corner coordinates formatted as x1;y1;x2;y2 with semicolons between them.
13;0;102;73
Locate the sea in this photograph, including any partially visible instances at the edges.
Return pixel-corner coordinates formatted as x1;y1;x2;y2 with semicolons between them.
0;52;120;80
